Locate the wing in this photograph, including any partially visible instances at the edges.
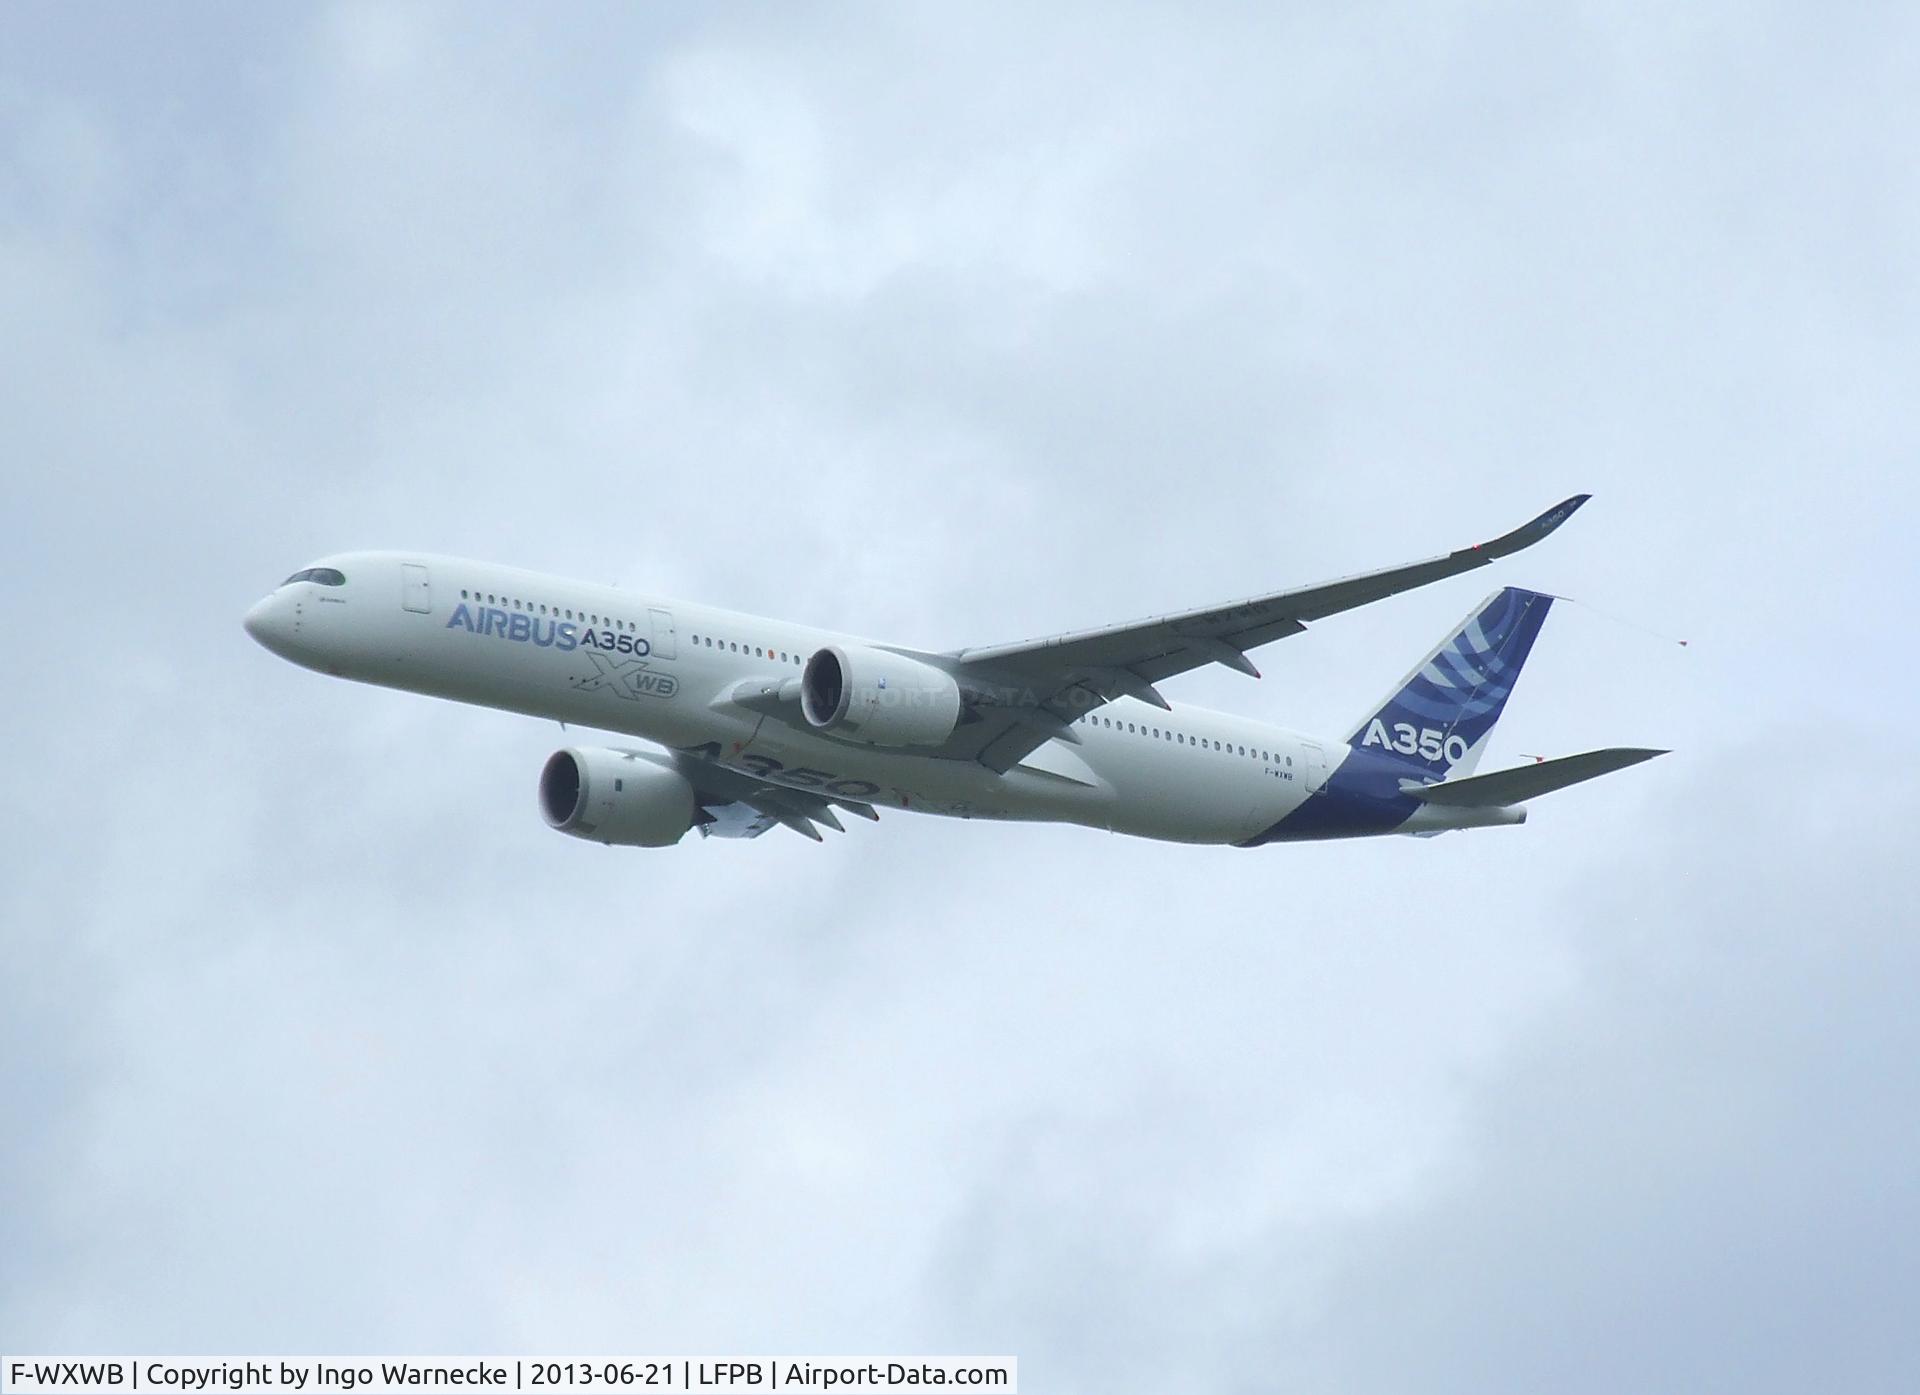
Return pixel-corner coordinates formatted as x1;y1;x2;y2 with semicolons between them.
939;494;1592;772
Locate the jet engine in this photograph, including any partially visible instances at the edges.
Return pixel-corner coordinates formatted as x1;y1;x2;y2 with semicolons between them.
800;644;963;747
539;747;698;847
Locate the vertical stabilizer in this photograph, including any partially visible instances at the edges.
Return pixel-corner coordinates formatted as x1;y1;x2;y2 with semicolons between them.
1348;587;1553;779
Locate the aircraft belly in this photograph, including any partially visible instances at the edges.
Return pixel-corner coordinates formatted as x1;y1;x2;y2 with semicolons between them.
1098;773;1292;845
1060;736;1297;845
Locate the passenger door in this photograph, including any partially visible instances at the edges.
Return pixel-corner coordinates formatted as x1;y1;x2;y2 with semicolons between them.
401;563;431;614
1300;738;1330;793
649;607;677;659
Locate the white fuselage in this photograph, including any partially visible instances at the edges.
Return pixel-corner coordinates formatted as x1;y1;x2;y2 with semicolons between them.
244;552;1509;846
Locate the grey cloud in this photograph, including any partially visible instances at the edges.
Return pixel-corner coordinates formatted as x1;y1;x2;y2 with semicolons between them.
926;744;1918;1394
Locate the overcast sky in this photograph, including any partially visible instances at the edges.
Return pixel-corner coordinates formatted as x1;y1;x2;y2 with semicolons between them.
3;3;1916;1391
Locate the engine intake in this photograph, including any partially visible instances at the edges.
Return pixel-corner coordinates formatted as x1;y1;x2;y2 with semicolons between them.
800;644;962;747
539;747;698;847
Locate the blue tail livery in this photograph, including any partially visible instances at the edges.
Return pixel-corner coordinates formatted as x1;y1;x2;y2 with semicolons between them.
1348;587;1553;778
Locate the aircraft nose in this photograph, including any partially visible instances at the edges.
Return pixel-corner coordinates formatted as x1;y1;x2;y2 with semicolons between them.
243;594;291;652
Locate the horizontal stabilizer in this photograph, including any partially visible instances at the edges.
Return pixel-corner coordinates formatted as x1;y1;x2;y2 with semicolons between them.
1404;747;1667;807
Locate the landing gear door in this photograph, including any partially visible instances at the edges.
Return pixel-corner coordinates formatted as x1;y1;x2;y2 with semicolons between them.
401;563;431;614
649;607;677;659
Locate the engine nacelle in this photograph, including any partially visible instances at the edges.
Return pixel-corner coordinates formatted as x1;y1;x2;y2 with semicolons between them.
539;747;698;847
800;644;962;747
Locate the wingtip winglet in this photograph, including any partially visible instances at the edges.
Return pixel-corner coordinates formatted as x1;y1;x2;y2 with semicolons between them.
1533;492;1591;534
1483;493;1592;556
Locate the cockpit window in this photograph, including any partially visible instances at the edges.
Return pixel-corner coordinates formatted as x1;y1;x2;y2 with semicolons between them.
282;567;346;587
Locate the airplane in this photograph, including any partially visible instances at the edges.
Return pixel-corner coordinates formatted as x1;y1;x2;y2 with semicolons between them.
242;494;1665;849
